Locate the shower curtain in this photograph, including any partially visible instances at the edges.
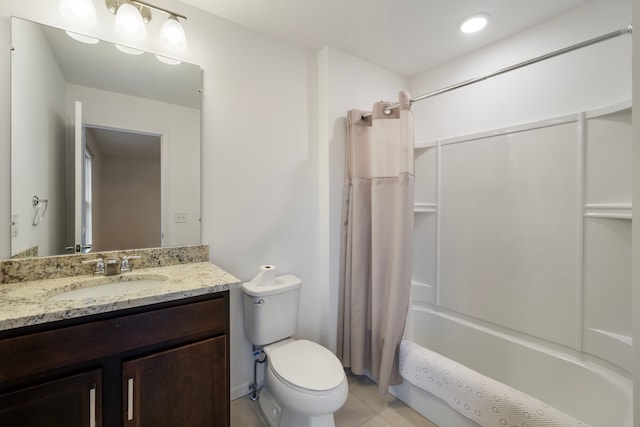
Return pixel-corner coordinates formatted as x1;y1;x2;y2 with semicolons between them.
337;91;414;394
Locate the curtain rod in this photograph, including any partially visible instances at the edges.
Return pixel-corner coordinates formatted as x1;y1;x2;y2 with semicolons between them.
362;24;632;119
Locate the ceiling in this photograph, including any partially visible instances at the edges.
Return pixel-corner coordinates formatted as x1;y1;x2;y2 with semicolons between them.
177;0;594;77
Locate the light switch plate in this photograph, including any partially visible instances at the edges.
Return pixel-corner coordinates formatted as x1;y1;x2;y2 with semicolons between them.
175;212;188;223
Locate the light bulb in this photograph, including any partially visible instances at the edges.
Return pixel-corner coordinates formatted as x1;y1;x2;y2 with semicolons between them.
59;0;97;27
160;16;187;51
115;2;146;40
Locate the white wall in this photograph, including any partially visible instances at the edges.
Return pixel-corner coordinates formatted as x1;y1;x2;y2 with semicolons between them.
318;47;407;350
11;17;67;257
197;13;318;400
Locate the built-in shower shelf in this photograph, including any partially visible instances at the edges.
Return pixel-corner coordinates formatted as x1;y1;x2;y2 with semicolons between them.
411;281;436;305
414;141;438;149
583;204;632;220
414;203;437;213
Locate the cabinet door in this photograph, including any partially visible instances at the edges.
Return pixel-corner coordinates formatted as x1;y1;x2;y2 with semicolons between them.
123;337;228;427
0;369;101;427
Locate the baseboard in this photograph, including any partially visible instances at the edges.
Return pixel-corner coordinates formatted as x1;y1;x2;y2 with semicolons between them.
231;381;252;401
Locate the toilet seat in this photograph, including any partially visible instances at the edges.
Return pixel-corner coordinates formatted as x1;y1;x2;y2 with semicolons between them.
268;339;345;393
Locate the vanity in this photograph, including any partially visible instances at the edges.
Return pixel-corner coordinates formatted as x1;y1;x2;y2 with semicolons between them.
0;248;240;427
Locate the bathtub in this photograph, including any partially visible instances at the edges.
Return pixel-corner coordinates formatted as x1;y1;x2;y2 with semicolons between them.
390;306;632;427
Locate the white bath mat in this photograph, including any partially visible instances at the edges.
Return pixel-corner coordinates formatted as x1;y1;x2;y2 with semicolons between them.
399;340;591;427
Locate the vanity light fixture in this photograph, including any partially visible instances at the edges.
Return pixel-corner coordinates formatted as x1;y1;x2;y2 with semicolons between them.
106;0;188;51
113;1;147;40
459;13;489;34
159;15;187;51
59;0;97;28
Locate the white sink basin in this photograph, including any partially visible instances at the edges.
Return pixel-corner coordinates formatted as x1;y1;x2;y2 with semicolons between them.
49;274;169;301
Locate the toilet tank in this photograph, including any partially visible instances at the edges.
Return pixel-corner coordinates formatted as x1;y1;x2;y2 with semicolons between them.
241;274;302;346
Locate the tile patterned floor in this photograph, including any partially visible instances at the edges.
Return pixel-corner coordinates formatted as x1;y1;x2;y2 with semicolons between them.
231;371;438;427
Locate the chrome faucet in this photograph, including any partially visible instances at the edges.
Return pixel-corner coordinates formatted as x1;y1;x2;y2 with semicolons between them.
121;255;142;273
104;259;120;276
82;258;105;275
82;255;142;275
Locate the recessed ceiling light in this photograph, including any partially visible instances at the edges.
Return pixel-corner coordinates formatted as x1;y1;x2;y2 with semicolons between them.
459;13;489;34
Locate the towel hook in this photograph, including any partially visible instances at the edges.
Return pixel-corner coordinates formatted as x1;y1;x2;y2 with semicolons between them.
32;195;49;226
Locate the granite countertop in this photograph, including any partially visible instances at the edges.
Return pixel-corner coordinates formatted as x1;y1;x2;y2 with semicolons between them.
0;262;241;332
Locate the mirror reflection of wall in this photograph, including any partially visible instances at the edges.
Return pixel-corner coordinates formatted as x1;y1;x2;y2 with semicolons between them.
10;17;202;258
11;17;67;258
85;126;161;252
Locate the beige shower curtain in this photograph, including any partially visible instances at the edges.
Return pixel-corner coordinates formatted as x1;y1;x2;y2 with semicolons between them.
337;91;414;394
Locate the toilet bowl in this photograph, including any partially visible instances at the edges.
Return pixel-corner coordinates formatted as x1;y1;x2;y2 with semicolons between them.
261;339;348;427
241;272;348;426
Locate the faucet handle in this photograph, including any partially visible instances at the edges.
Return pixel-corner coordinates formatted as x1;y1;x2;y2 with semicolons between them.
82;258;105;275
121;255;142;272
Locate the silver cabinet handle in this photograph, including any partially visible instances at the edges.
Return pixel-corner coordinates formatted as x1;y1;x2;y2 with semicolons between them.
127;377;134;421
89;383;96;427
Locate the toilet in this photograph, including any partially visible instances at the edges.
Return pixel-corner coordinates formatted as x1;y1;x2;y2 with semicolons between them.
242;273;348;427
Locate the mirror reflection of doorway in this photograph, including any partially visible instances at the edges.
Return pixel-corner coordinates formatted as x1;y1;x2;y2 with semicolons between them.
84;126;162;252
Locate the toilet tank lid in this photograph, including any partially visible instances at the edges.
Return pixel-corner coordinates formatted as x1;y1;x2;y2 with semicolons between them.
241;274;302;296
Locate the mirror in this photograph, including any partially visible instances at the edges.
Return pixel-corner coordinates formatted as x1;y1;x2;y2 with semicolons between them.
10;17;202;258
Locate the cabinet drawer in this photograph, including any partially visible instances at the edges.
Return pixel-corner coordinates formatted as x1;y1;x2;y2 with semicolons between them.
0;296;226;384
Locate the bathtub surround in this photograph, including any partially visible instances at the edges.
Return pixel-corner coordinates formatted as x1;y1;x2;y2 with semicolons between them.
394;102;634;426
396;0;634;420
394;307;632;427
407;0;632;367
338;92;415;394
0;244;209;284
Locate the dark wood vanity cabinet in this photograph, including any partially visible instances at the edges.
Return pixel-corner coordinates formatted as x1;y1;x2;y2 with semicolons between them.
0;291;229;427
0;369;102;427
122;337;227;427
